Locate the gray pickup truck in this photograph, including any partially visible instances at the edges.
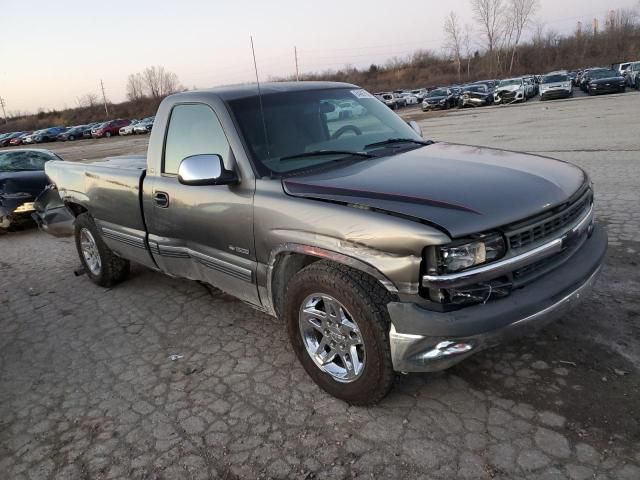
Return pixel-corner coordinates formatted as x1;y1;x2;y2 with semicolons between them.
39;81;607;405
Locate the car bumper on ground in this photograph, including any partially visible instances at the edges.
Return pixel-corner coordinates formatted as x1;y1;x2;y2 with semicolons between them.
387;223;607;373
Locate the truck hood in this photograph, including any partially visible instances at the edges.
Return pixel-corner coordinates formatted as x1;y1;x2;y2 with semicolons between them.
282;143;586;238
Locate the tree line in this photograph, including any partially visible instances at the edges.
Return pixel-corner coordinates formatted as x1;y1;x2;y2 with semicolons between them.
300;5;640;91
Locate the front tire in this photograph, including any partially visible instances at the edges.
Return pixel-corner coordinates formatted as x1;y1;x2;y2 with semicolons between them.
74;213;129;287
105;131;112;138
284;261;395;405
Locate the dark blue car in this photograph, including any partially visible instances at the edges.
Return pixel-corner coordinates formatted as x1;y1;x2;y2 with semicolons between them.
34;127;68;143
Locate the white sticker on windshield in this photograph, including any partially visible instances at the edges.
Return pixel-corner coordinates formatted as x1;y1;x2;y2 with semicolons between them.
351;89;374;99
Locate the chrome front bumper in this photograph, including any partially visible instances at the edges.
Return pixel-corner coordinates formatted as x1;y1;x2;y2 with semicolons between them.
387;222;607;373
389;265;600;372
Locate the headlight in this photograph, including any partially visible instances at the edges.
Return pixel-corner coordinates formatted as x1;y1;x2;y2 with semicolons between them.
439;99;446;103
437;235;505;273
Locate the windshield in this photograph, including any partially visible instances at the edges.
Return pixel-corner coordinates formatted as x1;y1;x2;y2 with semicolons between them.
499;79;522;87
227;87;423;176
427;89;448;97
463;85;486;93
590;69;617;79
542;74;569;83
0;151;54;172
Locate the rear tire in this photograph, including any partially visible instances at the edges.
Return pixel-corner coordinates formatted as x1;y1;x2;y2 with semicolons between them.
284;260;395;405
74;213;129;287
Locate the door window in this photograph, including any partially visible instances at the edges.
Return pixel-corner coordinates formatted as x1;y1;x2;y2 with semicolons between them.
163;104;231;175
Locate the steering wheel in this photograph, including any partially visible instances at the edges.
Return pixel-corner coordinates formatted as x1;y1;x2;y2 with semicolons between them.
331;125;362;139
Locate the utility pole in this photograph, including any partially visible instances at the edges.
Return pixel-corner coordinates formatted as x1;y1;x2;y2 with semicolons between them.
294;46;300;81
0;97;7;124
100;80;109;117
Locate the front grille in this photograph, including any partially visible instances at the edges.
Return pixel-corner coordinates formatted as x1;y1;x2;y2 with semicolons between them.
506;189;592;251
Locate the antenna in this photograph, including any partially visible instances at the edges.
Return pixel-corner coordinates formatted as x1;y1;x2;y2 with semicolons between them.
294;46;300;81
250;35;271;163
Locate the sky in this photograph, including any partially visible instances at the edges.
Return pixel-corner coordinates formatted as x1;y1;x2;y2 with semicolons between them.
0;0;637;113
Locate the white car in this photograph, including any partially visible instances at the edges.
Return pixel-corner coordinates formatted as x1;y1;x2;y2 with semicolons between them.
119;120;139;136
494;78;526;104
623;61;640;87
539;72;573;101
400;93;419;105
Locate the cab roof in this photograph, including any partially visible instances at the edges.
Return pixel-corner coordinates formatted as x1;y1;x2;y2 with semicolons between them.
168;81;359;102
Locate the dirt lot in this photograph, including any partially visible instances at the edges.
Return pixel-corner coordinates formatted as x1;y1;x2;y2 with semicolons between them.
1;92;640;479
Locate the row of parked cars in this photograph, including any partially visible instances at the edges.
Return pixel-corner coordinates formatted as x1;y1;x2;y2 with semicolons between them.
0;117;155;148
380;62;637;114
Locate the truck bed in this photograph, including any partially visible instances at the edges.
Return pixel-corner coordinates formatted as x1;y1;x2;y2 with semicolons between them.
45;155;147;234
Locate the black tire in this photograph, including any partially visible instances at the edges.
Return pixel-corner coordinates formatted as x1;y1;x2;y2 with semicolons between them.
69;135;75;141
74;213;129;287
105;131;112;138
284;260;395;405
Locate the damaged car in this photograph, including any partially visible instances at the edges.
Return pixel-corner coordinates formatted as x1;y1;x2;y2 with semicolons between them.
38;82;606;405
458;84;493;108
494;78;527;104
0;149;61;230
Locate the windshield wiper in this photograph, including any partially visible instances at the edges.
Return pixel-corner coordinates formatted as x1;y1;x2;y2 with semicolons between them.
279;150;374;162
364;138;432;149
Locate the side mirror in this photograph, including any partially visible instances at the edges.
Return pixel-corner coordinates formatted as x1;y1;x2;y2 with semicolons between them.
178;154;238;186
407;120;422;137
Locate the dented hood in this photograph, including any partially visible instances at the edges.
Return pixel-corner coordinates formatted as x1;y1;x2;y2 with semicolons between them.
282;143;586;238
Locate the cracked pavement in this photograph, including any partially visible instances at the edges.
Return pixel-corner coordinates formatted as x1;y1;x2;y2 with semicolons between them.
1;92;639;479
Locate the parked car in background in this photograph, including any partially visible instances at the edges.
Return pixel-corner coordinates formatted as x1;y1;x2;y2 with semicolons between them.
587;69;626;95
119;120;140;136
523;77;536;99
9;132;33;146
0;149;61;230
133;117;154;134
613;62;631;77
0;132;26;147
421;88;456;111
33;127;67;143
83;122;101;139
57;126;88;141
539;72;573;101
22;130;43;145
623;61;640;88
410;89;428;102
494;78;526;104
400;92;419;105
0;133;12;146
579;68;607;92
92;119;130;138
458;84;492;108
376;92;403;110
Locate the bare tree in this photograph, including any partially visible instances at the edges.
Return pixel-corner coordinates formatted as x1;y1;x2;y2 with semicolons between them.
76;93;99;108
126;73;146;101
470;0;504;75
142;66;182;99
444;12;464;82
507;0;539;72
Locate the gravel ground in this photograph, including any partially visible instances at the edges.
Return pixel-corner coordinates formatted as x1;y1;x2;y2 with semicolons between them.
1;91;639;480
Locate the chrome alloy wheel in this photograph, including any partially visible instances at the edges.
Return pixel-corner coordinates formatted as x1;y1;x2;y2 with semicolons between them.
299;293;365;383
80;228;101;275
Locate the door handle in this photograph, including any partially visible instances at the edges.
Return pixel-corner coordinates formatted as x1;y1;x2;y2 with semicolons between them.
153;191;169;208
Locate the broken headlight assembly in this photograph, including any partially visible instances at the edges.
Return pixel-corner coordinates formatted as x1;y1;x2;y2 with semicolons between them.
437;234;506;273
422;234;510;308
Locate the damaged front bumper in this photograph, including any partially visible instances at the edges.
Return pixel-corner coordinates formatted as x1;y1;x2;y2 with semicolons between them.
387;224;607;373
0;192;36;229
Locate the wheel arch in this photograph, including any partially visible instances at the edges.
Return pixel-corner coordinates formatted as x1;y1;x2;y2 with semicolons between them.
267;243;398;317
